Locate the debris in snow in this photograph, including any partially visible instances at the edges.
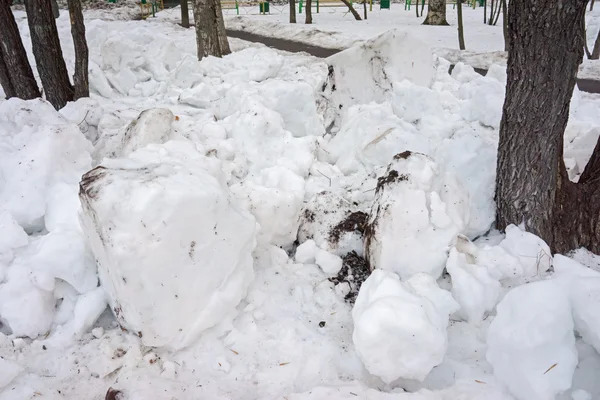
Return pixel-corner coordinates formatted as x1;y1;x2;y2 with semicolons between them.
329;251;370;304
104;387;123;400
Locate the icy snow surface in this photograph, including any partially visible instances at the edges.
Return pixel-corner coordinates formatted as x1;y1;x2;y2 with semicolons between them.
1;5;600;400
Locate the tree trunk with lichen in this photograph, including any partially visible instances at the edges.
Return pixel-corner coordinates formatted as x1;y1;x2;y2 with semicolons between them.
423;0;448;25
67;0;89;99
193;0;223;59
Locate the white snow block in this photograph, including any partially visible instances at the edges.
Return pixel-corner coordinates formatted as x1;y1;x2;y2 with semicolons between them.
352;270;459;383
121;108;174;156
486;280;578;400
79;141;257;349
365;152;469;280
0;357;22;390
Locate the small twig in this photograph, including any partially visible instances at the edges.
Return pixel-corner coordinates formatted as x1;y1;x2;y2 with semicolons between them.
543;363;557;374
316;169;331;187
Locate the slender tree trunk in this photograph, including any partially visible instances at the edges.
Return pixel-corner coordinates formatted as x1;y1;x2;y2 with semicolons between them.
583;15;592;59
591;29;600;59
423;0;449;25
0;0;39;100
591;0;595;11
193;0;222;59
457;0;465;50
363;0;367;19
67;0;89;99
341;0;361;20
420;0;425;17
415;0;419;17
305;0;312;23
214;0;231;55
290;0;296;22
181;0;190;28
25;0;73;109
483;0;487;23
488;0;494;24
495;0;599;254
492;0;501;25
501;0;508;51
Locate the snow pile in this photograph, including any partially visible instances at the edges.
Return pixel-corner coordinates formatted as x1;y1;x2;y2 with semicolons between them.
352;269;459;383
365;152;469;279
486;280;578;400
79;140;257;350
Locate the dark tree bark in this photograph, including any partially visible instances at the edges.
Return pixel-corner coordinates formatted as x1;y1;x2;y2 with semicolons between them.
305;0;312;24
420;0;425;17
341;0;361;20
492;0;501;25
416;0;420;17
193;0;223;59
488;0;494;24
483;0;486;23
423;0;449;25
181;0;190;28
214;0;231;55
495;0;600;254
457;0;465;50
363;0;367;19
290;0;296;22
591;29;600;59
67;0;89;99
501;0;508;51
591;0;595;11
25;0;73;109
52;0;59;18
0;0;39;100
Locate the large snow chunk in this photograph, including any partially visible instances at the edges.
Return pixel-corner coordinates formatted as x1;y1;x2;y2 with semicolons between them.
323;30;434;125
79;141;257;349
486;280;578;400
352;270;458;383
0;211;29;264
365;152;469;279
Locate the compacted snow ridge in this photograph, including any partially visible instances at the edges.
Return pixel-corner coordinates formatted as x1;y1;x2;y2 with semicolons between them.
1;4;600;400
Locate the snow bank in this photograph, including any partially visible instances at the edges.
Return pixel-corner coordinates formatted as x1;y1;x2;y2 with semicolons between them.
352;269;459;383
486;280;578;400
80;140;257;349
365;152;469;280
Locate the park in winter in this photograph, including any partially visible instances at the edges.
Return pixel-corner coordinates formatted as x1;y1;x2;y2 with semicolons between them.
1;0;600;398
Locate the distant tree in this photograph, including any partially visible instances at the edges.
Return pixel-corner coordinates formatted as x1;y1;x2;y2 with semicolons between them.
0;0;39;100
24;0;74;109
305;0;312;23
290;0;296;23
495;0;599;253
193;0;230;59
340;0;361;20
67;0;89;99
423;0;448;25
363;0;367;19
181;0;190;28
590;0;595;11
457;0;465;50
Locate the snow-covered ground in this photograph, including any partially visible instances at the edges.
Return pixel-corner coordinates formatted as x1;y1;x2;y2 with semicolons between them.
2;5;600;400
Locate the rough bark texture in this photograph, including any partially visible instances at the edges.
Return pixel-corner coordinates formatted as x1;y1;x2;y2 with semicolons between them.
341;0;361;20
214;0;231;55
305;0;312;24
67;0;89;99
193;0;222;59
181;0;190;28
25;0;73;109
495;0;599;254
290;0;296;23
423;0;448;25
591;28;600;59
457;0;465;50
52;0;59;18
0;0;39;100
501;0;508;51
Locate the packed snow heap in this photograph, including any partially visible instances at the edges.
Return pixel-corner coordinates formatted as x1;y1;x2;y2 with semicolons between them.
1;11;600;400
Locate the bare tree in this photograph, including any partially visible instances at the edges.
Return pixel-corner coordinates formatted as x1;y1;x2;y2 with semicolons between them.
363;0;367;19
0;0;39;100
423;0;449;25
290;0;296;22
457;0;465;50
181;0;190;28
24;0;73;109
495;0;599;253
67;0;89;99
305;0;312;23
193;0;227;59
214;0;231;55
341;0;361;20
591;0;595;11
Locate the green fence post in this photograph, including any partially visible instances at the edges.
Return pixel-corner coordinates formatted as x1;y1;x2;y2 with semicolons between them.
235;0;239;14
299;0;303;13
316;0;319;13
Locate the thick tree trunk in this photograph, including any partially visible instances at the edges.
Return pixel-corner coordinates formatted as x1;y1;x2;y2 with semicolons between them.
501;0;508;51
495;0;599;254
290;0;296;22
193;0;222;59
0;0;39;100
0;52;15;98
67;0;89;99
457;0;465;50
214;0;231;55
341;0;361;20
305;0;312;24
52;0;59;18
423;0;448;25
25;0;73;109
181;0;190;28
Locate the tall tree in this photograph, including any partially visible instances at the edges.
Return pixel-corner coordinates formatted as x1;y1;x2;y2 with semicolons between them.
305;0;313;24
423;0;449;25
501;0;508;51
67;0;89;99
0;0;39;100
193;0;228;59
495;0;599;254
457;0;465;50
181;0;190;28
214;0;231;55
25;0;73;109
290;0;296;23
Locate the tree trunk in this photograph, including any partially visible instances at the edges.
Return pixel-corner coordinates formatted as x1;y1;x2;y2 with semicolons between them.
341;0;361;20
591;29;600;59
193;0;222;59
495;0;599;254
420;0;425;17
363;0;367;19
0;0;39;100
416;0;419;17
423;0;449;25
214;0;231;55
290;0;296;22
483;0;486;23
25;0;73;110
181;0;190;28
0;51;15;98
52;0;59;18
457;0;465;50
591;0;595;11
488;0;494;24
492;0;501;25
67;0;89;99
501;0;508;51
305;0;312;23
